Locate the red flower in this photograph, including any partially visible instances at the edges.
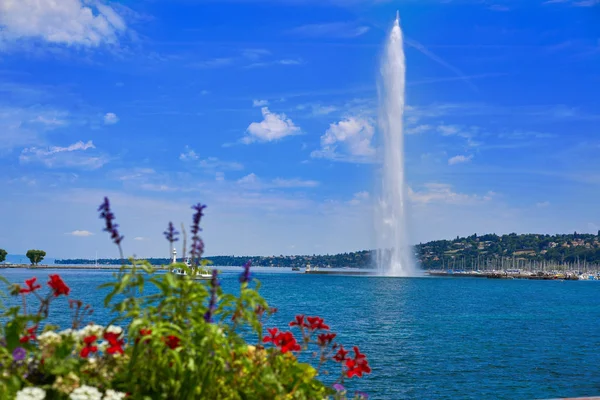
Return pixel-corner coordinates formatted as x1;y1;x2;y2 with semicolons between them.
80;335;98;358
19;326;37;343
289;315;309;328
255;305;265;317
262;328;301;353
262;327;279;344
140;328;152;336
135;328;152;345
164;335;181;349
345;346;371;378
333;345;349;362
317;333;337;346
47;275;70;297
19;277;41;294
104;332;125;355
307;316;329;331
276;331;301;353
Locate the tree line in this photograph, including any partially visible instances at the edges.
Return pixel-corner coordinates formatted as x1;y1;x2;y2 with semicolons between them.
0;249;46;265
54;231;600;270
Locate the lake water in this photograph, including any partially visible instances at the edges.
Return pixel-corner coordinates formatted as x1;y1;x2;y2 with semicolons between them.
2;267;600;400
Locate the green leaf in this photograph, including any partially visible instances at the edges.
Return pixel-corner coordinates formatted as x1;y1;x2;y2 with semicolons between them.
4;320;21;351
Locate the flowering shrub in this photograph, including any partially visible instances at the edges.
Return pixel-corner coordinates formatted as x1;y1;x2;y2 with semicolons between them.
0;198;371;399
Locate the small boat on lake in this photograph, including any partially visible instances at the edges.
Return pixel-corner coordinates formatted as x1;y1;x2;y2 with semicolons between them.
292;266;300;271
170;249;211;280
304;263;319;273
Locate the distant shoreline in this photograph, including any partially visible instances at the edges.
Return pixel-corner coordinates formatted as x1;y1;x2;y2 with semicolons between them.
0;264;171;270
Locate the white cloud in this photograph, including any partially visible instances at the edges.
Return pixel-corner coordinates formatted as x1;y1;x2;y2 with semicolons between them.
448;155;473;165
192;49;299;70
277;59;303;65
406;124;432;135
544;0;599;6
313;105;338;115
242;48;271;60
437;125;461;136
180;146;243;170
409;183;494;205
348;191;370;205
0;0;127;48
34;115;67;127
271;178;319;188
244;59;304;68
179;146;199;161
287;22;370;38
237;174;319;189
20;140;107;169
237;173;259;186
66;230;93;237
117;168;155;181
34;140;94;154
139;184;180;192
311;117;375;163
198;157;244;171
134;236;146;241
243;107;301;143
200;90;210;95
536;201;551;207
0;106;69;152
215;172;225;182
253;99;269;107
298;103;338;116
104;112;119;125
189;58;234;69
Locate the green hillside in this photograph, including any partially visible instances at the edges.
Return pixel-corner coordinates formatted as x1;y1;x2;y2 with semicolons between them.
55;231;600;270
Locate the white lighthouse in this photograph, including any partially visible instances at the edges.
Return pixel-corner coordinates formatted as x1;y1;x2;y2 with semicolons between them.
172;248;177;264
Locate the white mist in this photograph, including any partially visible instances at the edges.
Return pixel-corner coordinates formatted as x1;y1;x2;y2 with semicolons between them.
375;13;420;277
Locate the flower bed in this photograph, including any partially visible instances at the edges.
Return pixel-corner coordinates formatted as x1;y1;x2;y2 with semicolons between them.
0;198;371;399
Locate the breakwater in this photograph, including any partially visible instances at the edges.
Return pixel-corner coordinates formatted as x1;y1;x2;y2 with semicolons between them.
426;270;590;280
0;264;171;270
304;270;375;276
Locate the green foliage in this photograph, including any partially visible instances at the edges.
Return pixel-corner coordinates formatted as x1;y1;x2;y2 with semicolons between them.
57;230;600;270
0;249;6;263
98;261;335;399
0;199;371;399
418;232;600;269
26;249;46;265
0;262;368;399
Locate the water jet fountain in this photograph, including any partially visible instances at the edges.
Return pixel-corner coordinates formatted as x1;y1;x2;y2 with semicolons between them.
375;13;420;277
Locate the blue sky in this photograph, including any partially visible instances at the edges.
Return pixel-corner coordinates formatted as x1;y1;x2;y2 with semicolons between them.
0;0;599;260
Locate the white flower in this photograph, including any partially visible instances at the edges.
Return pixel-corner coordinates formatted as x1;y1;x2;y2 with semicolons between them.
105;325;123;336
103;390;127;400
16;387;46;400
38;331;62;346
59;329;76;338
69;385;102;400
78;324;104;339
97;341;108;352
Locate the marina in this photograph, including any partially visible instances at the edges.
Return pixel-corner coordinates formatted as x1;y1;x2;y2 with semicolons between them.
426;269;599;280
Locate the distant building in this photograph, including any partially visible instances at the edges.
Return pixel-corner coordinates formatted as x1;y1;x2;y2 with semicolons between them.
513;249;536;256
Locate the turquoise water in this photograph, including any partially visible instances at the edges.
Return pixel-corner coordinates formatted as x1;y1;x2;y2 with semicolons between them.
2;268;600;400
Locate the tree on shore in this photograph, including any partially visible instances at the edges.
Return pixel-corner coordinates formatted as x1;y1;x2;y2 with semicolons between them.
26;249;46;266
0;249;6;263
